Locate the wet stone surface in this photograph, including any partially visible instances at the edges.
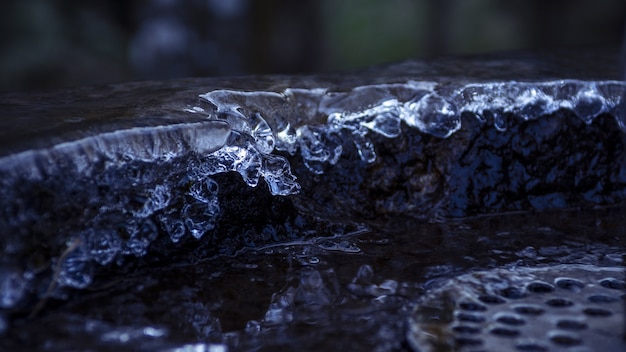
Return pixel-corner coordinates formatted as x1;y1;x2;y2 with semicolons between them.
1;207;625;351
0;51;625;351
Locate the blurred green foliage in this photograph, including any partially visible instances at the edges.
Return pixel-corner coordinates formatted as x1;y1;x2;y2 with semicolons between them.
0;0;624;91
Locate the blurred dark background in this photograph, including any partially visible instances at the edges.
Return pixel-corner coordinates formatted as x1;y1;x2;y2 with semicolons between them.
1;0;625;92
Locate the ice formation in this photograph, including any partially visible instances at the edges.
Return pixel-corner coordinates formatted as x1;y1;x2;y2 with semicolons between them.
0;78;624;312
201;80;625;174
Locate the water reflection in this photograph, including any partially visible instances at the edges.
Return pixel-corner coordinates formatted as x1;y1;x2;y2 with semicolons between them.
1;206;623;351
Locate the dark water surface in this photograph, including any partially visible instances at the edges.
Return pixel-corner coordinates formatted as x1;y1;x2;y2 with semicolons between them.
0;50;625;351
4;208;626;351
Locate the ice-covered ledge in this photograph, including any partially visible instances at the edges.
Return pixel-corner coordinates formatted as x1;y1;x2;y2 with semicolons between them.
0;50;625;315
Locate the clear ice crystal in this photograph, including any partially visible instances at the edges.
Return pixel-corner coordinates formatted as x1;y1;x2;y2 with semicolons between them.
361;110;402;138
183;202;218;239
261;154;300;196
84;230;122;265
132;183;171;218
249;112;275;154
158;214;186;243
123;220;159;257
236;147;263;187
487;110;508;132
58;241;93;289
351;129;377;163
218;110;251;135
157;214;186;243
572;86;605;123
275;123;298;153
189;178;219;203
297;125;342;174
199;80;624;176
208;132;262;187
403;93;460;138
511;87;552;120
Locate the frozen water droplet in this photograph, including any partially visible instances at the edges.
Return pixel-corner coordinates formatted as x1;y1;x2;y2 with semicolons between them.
123;220;158;257
484;110;507;132
361;110;402;138
236;148;262;187
218;111;251;134
166;220;187;243
261;154;300;195
58;241;93;289
0;269;27;308
131;184;171;218
512;87;552;120
404;93;459;138
211;132;263;187
85;230;122;265
351;130;376;163
189;178;219;203
158;213;187;243
573;86;604;123
183;200;219;239
249;112;275;154
275;123;298;153
142;326;166;337
195;153;229;176
297;126;342;174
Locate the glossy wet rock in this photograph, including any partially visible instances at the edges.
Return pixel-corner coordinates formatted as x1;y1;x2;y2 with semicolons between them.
407;263;625;352
0;50;625;351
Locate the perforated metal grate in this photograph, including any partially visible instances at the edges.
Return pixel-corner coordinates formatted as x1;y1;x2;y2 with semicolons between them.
407;264;625;351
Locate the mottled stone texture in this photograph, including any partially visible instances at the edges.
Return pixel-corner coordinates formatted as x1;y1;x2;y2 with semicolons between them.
290;111;626;221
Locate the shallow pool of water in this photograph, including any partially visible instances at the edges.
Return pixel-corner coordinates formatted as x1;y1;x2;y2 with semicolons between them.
2;206;623;351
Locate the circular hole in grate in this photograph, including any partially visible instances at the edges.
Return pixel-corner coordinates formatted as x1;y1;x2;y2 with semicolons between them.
499;286;528;299
526;281;555;293
455;312;486;323
458;301;487;312
513;304;545;316
599;277;625;290
454;336;483;347
545;298;574;307
495;313;526;326
548;330;582;346
556;319;587;330
587;294;619;304
478;294;506;304
554;277;585;292
515;340;549;351
490;326;520;338
582;307;613;317
452;324;481;334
